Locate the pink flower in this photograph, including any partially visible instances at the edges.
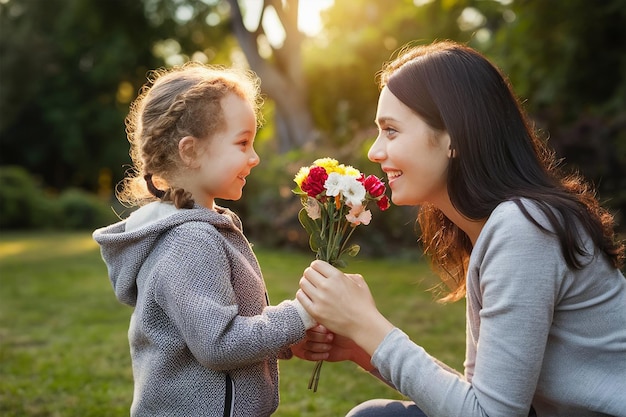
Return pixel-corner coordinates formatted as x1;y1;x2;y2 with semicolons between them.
346;205;372;225
301;166;328;197
304;197;321;220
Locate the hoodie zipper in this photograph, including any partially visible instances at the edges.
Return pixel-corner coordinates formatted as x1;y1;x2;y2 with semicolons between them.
224;373;234;417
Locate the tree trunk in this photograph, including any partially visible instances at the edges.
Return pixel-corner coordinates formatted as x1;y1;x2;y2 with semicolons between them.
227;0;318;152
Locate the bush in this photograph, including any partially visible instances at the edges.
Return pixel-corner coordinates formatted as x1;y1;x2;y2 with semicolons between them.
0;166;117;230
57;188;118;230
0;166;55;230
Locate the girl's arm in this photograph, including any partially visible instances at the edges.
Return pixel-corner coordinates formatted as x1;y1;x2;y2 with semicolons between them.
154;226;310;370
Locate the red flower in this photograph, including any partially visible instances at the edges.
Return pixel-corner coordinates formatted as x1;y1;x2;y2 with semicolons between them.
377;195;390;211
301;166;328;198
362;175;386;198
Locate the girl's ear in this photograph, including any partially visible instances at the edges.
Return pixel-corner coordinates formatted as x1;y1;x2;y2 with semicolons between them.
178;136;199;168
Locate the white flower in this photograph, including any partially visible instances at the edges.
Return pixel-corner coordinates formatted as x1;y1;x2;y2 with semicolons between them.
304;197;321;220
324;172;344;197
341;176;366;207
346;205;372;225
324;173;366;208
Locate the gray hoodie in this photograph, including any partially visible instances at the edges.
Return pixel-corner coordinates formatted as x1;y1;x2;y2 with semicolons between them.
93;202;314;417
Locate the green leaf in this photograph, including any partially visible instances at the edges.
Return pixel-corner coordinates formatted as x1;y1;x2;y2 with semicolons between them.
345;244;360;257
298;207;320;235
332;258;347;269
310;233;323;252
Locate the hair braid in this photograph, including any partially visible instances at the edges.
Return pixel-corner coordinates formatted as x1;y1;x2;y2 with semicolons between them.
116;62;262;211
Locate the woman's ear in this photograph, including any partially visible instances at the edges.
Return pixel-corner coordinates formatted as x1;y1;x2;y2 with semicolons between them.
178;136;199;168
440;132;455;158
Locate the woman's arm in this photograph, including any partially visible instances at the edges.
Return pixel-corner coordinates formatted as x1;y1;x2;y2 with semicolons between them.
297;206;556;417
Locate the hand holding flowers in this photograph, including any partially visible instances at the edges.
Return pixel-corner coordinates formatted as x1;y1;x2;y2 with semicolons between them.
293;158;390;390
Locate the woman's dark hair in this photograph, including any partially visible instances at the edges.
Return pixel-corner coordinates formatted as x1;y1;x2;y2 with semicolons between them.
379;40;624;301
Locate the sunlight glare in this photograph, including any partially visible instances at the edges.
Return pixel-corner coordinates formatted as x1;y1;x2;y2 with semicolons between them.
298;0;333;36
242;0;333;46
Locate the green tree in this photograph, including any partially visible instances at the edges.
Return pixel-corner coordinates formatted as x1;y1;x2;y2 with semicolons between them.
0;0;165;191
482;0;626;219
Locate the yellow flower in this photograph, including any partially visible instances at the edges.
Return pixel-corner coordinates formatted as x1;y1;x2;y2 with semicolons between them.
343;165;361;177
314;158;361;178
293;166;311;187
313;157;339;172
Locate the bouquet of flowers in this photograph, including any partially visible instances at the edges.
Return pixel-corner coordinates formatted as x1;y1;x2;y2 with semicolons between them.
293;157;390;391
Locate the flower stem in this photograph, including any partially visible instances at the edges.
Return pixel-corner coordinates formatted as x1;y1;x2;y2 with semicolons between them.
308;360;324;392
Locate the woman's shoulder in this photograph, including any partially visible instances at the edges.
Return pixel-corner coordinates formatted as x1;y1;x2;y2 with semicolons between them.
488;198;560;229
485;198;540;230
475;198;562;253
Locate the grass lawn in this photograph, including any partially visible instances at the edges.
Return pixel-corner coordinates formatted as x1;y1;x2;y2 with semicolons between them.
0;231;466;416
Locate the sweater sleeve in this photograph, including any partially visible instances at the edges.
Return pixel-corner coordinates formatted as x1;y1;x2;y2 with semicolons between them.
152;225;308;371
372;202;561;417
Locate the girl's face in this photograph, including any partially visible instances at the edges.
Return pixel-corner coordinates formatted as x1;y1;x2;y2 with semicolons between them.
369;86;451;207
188;93;260;208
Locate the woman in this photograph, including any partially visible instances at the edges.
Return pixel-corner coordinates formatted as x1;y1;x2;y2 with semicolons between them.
297;40;626;417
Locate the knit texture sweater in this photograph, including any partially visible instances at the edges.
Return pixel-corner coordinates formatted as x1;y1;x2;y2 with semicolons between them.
93;202;314;417
372;199;626;417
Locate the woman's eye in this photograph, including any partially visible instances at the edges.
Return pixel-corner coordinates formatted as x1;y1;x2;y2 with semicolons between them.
384;127;398;137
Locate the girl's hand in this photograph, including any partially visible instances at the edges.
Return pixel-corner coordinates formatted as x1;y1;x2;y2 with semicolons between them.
297;260;395;356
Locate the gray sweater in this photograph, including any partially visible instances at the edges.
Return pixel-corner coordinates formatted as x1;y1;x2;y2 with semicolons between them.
93;202;314;417
373;199;626;417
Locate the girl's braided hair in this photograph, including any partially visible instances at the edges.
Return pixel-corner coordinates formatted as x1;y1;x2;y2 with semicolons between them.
118;62;262;209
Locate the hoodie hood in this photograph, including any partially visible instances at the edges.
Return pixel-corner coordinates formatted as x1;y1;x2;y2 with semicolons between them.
92;202;243;306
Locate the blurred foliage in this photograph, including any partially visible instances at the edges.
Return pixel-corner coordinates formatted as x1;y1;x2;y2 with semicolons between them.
0;0;168;191
305;0;470;145
0;0;624;241
482;0;626;221
0;166;118;231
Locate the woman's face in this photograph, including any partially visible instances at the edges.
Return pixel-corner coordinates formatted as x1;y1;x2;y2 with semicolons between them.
369;86;451;207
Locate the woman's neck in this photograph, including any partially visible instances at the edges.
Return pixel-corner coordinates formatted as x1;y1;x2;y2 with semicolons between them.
437;199;486;246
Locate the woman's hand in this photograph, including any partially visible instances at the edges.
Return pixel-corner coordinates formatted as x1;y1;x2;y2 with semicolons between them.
297;260;395;356
291;325;334;362
291;324;375;371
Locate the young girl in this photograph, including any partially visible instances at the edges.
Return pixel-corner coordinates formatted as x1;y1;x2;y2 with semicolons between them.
297;40;626;417
93;63;316;417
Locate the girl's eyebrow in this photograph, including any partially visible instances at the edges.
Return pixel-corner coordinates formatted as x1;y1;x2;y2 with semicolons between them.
236;128;255;137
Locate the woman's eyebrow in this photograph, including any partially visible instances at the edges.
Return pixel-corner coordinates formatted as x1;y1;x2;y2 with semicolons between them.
375;116;399;126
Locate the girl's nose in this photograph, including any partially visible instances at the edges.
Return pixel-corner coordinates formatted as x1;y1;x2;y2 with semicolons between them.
249;149;260;166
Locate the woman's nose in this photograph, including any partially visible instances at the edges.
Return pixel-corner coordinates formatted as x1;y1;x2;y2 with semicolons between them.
367;136;385;162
